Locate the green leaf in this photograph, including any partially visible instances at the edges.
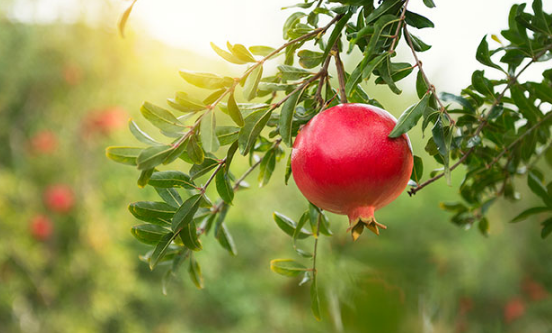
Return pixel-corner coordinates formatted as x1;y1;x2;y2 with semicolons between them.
366;14;397;57
270;259;308;277
415;70;429;99
106;146;143;166
259;148;277;187
441;92;475;113
228;43;256;63
179;70;233;90
150;232;175;270
528;171;552;206
475;36;504;72
162;139;189;165
216;223;238;256
405;11;434;29
423;0;436;8
283;12;306;39
128;201;176;225
203;89;226;105
155;187;183;208
389;93;430;137
375;55;402;94
136;145;173;170
190;156;220;179
225;142;239;174
187;134;205;165
280;88;303;147
365;0;402;25
243;65;263;101
148;171;196;189
137;168;154;188
199;111;220;153
542;217;552;239
273;212;312;239
510;206;551;223
311;277;321;321
216;171;234;204
432;116;452;184
293;212;310;242
277;65;312;80
168;92;206;113
298;50;324;69
141;102;185;132
323;11;353;59
409;34;432;52
410;155;424;183
129;120;162;146
118;0;137;38
210;42;248;64
249;45;275;56
227;92;246;127
478;218;490;237
172;194;203;232
216;126;240;145
188;254;204;289
180;220;202;251
131;224;170;245
284;153;292;185
510;85;541;124
238;109;272;155
471;70;494;98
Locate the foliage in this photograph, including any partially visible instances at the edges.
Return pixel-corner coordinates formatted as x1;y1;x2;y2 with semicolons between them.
110;0;552;320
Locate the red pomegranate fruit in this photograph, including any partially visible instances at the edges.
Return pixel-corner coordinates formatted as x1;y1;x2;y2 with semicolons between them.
291;103;413;240
30;215;53;241
44;184;75;213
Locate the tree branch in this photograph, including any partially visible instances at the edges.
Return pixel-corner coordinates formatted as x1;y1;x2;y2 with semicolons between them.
332;43;348;103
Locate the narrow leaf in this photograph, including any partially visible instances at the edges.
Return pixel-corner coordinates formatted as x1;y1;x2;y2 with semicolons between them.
389;93;430;137
106;146;143;166
136;145;173;170
227;92;245;127
273;212;312;239
216;223;238;256
150;232;175;270
270;259;308;277
141;102;184;132
216;171;234;204
172;194;203;232
129;120;161;146
243;65;263;101
149;171;196;189
188;254;204;289
280;88;303;147
131;224;170;245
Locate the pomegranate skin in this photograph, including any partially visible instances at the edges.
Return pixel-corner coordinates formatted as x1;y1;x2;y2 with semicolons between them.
291;103;413;239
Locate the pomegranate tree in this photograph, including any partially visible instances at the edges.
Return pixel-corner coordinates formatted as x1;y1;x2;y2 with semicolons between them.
292;103;413;240
110;0;552;321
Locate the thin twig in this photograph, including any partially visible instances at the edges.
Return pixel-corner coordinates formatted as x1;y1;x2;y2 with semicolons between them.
403;25;452;123
200;157;227;193
389;0;410;52
332;43;348;103
314;56;332;106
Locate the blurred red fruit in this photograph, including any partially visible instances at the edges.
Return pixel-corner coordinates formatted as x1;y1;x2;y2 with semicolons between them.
30;215;53;241
503;297;525;324
30;131;58;154
44;184;75;213
84;107;127;136
521;277;549;301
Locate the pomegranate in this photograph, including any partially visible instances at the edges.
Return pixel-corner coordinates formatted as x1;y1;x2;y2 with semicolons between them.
30;215;53;241
503;297;525;324
291;103;413;240
44;184;75;213
29;130;58;155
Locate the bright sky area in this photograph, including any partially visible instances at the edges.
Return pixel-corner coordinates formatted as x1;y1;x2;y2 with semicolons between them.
8;0;552;93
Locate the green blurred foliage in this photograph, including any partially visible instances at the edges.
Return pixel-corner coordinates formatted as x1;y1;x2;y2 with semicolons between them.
0;4;551;333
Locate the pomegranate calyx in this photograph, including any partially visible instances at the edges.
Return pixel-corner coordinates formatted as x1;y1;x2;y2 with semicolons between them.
347;216;387;240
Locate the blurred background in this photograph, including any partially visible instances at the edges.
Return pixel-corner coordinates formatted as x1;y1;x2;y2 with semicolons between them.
0;0;551;332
